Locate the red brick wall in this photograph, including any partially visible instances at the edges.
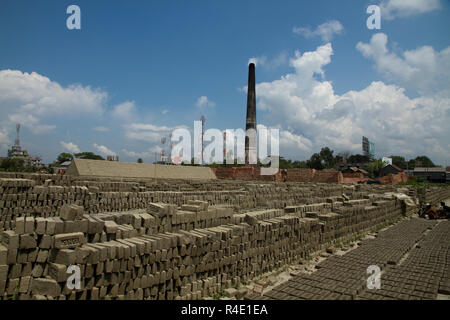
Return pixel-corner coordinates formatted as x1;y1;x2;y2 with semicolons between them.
313;170;344;183
379;172;407;185
254;168;280;181
211;168;235;180
342;172;364;180
233;167;255;180
213;167;346;184
285;168;315;182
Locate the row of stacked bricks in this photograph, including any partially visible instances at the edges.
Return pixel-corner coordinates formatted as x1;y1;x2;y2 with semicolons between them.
424;186;450;206
0;176;368;232
1;195;405;300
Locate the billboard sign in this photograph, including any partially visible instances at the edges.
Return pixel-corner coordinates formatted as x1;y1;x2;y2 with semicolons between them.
362;136;375;157
382;157;392;166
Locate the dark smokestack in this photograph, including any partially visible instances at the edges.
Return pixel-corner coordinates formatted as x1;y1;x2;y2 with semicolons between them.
245;63;257;165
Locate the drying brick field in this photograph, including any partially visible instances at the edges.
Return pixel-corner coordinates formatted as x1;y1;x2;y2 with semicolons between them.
0;172;449;300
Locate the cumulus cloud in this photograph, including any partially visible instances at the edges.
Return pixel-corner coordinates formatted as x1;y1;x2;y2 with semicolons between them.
251;43;450;164
0;129;9;151
293;20;344;42
256;124;313;158
248;52;288;69
380;0;442;20
120;147;162;160
93;143;116;156
279;130;313;153
124;122;183;143
0;69;106;134
111;101;136;121
59;141;80;154
357;33;450;94
196;96;216;108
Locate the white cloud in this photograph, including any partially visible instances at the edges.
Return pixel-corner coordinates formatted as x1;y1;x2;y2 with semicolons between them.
93;143;116;156
248;52;288;69
248;57;266;66
149;145;163;154
293;20;344;42
380;0;442;20
93;126;110;132
0;69;106;134
279;130;313;152
250;43;450;164
125;131;162;143
161;109;169;115
128;123;175;132
59;141;80;153
0;130;9;144
120;148;161;160
111;101;136;121
124;122;183;143
196;96;216;108
0;129;9;151
256;124;313;157
357;33;450;94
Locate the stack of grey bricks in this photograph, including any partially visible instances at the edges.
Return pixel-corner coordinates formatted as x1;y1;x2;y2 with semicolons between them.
1;196;407;300
1;174;450;300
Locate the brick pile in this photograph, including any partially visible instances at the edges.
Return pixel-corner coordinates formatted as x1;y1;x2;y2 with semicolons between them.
1;174;449;300
0;197;408;300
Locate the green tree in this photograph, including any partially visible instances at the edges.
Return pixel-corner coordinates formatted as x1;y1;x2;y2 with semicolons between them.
390;156;407;169
278;157;293;169
0;158;25;172
407;159;416;170
348;154;370;163
291;160;308;168
364;160;385;178
414;156;435;168
57;153;74;164
74;152;105;160
319;147;335;168
137;158;143;163
336;151;351;162
307;153;324;170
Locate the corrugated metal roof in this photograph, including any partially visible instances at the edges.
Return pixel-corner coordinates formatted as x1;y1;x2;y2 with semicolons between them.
413;167;445;172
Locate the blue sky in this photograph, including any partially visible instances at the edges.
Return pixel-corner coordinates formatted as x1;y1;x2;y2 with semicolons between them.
0;0;449;165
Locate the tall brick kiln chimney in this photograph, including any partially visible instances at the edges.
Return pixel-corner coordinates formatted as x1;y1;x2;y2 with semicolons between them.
245;63;257;165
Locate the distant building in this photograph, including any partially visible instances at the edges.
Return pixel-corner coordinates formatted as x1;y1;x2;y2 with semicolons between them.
60;161;72;169
337;162;369;171
107;155;119;161
6;124;43;167
379;164;403;177
413;167;446;183
29;156;43;167
53;161;71;174
342;166;369;177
